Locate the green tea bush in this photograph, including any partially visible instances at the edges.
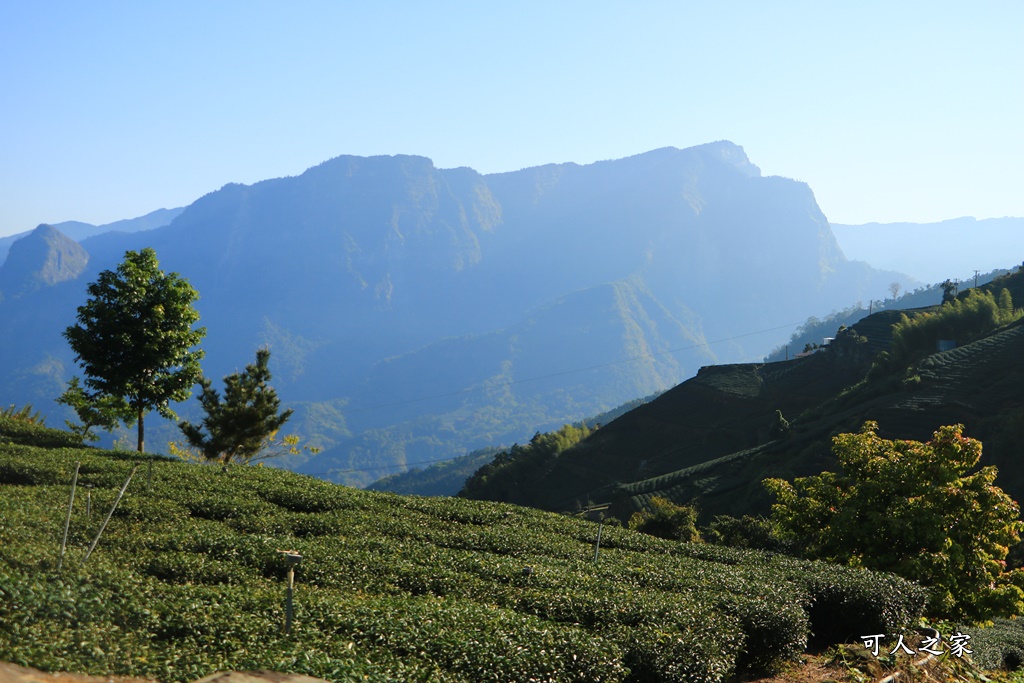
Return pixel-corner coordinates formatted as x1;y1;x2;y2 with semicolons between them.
145;551;257;585
969;618;1024;671
779;563;930;646
0;445;79;485
113;495;189;523
0;414;80;448
0;422;935;683
253;473;354;513
718;593;808;673
289;511;345;537
624;623;739;683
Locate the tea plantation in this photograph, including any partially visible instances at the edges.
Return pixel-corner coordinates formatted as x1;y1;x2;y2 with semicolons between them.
0;415;933;682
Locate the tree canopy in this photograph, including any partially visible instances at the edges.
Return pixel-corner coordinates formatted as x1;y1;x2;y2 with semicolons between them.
63;248;205;452
55;376;134;442
765;422;1024;620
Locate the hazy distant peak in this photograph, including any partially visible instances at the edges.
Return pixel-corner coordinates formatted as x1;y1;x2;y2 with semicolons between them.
303;153;440;179
703;140;760;177
31;223;65;239
0;223;88;297
833;216;1005;229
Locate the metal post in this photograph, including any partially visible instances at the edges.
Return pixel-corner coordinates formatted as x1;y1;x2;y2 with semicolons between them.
575;503;610;564
286;565;295;634
84;485;92;518
83;465;138;564
57;463;81;571
278;550;303;635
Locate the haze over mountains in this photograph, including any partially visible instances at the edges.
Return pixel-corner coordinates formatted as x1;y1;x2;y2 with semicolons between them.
831;217;1024;285
0;141;919;484
0;207;184;265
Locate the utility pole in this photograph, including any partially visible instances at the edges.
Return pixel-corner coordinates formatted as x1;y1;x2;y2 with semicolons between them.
974;270;980;289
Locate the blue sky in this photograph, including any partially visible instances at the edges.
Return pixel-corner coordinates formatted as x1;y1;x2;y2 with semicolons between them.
1;1;1021;236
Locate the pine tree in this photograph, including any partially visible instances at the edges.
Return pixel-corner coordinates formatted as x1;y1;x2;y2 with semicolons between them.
178;348;294;465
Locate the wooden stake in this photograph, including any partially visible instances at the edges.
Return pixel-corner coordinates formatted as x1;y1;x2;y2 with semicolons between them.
57;462;80;571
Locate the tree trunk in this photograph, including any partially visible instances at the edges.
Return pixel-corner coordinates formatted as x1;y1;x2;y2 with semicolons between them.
137;407;144;453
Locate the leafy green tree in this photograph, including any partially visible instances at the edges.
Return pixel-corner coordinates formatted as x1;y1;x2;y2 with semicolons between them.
765;422;1024;620
769;409;790;438
941;278;958;304
55;376;135;442
998;287;1014;316
176;347;297;465
628;496;701;542
63;248;206;452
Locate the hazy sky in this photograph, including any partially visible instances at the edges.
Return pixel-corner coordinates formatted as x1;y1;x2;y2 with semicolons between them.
2;2;1021;236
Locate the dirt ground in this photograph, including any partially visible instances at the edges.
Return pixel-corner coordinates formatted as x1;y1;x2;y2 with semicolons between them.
0;664;330;683
1;660;855;683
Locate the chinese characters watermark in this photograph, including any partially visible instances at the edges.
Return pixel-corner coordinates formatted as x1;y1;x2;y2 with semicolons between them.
861;632;972;658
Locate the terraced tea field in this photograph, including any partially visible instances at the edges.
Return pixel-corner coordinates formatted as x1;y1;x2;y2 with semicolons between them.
0;416;928;683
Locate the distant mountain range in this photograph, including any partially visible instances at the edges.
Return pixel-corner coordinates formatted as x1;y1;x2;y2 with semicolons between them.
0;207;184;265
0;142;913;485
831;217;1024;284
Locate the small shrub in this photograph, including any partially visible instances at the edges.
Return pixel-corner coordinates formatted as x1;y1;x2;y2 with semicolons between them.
628;497;700;542
703;515;791;552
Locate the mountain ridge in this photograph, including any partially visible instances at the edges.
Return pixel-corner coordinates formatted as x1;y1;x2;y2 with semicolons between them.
0;207;184;266
0;141;911;485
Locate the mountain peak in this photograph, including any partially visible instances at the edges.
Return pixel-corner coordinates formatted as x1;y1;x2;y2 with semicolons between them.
0;224;89;297
701;140;760;176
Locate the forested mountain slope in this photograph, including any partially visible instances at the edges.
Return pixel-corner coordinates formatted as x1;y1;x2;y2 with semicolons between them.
463;269;1024;522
